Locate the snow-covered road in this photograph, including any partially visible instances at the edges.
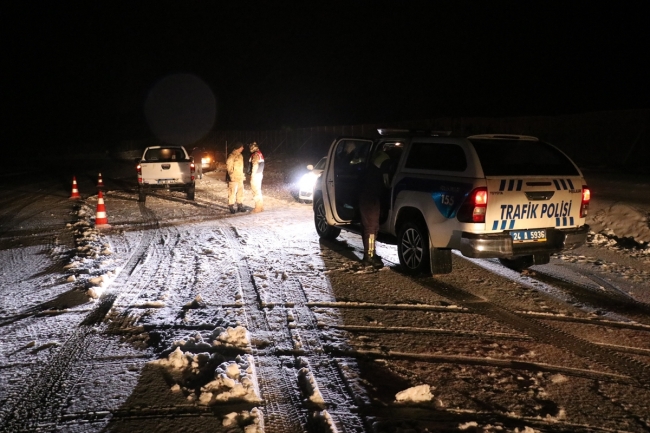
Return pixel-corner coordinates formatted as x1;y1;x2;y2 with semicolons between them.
1;157;649;432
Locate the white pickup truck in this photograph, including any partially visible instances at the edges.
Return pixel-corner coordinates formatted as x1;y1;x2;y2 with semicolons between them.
136;145;196;202
313;130;591;274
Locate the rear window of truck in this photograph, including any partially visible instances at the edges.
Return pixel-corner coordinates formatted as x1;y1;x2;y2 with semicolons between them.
144;148;187;162
469;139;580;176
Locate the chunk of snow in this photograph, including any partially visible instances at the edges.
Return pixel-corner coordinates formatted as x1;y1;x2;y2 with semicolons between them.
212;326;250;348
87;286;105;299
199;355;261;404
395;384;434;403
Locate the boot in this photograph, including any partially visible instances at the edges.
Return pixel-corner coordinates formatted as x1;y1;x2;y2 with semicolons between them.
237;203;246;212
252;202;263;213
362;254;384;269
361;234;383;268
229;205;236;214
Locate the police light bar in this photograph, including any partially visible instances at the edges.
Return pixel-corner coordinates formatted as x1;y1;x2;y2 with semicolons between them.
468;134;539;141
377;128;452;137
377;128;409;136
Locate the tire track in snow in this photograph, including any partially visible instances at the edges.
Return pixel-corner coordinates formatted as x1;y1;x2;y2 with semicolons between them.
415;276;650;388
221;221;368;432
529;266;650;326
220;223;308;433
0;202;162;432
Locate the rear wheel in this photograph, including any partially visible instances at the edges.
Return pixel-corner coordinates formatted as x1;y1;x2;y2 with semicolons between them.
186;185;195;201
314;197;341;239
397;220;431;275
138;188;146;203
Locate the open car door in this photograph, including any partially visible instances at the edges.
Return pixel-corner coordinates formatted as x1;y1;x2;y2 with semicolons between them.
323;138;374;224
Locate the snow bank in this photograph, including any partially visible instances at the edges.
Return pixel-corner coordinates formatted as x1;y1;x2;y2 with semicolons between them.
65;204;120;300
590;203;650;245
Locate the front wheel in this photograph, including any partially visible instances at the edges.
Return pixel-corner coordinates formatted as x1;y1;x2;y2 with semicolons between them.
314;197;341;239
397;220;431;275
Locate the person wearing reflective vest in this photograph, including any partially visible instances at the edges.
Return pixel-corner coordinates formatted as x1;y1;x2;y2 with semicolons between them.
226;142;246;213
247;141;265;213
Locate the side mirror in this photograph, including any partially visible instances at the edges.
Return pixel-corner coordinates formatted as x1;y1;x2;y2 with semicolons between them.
307;165;314;170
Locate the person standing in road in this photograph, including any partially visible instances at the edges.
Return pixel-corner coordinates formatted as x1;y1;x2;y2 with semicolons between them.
226;142;246;214
247;141;265;213
191;146;204;179
358;146;392;268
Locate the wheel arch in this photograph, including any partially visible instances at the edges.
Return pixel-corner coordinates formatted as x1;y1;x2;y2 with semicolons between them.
395;207;429;243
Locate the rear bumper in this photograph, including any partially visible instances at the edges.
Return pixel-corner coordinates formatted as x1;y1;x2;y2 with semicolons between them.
139;181;194;192
459;225;589;258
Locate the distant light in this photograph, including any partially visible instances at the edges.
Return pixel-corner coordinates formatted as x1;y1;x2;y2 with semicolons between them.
299;172;318;193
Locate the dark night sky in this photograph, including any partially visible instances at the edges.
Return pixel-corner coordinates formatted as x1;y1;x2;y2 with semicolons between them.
4;1;649;147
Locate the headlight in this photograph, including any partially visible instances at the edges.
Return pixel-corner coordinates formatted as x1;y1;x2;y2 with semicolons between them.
201;157;210;164
298;172;318;192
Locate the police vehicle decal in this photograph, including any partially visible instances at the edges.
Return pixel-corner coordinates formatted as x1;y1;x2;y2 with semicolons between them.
553;178;575;190
497;178;579;192
394;178;473;218
498;179;523;191
491;199;575;230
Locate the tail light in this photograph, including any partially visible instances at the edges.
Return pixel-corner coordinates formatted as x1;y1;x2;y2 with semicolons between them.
580;185;590;217
457;187;488;223
136;163;142;184
190;162;196;181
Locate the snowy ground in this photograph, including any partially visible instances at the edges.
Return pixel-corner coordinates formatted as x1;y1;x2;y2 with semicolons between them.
0;155;649;432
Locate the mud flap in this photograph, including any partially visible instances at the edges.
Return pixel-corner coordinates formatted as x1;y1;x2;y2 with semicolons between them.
533;253;550;265
430;247;452;274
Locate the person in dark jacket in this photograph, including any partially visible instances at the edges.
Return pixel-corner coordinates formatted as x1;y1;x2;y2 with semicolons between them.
358;147;392;268
191;147;204;179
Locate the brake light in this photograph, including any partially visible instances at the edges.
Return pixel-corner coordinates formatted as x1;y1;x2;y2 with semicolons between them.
136;164;142;183
580;185;590;217
472;189;488;222
190;162;196;181
457;187;488;223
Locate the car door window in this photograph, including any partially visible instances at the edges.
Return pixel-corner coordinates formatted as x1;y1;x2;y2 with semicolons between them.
332;140;372;221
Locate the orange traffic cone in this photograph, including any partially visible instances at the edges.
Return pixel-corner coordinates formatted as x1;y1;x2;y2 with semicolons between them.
95;191;109;226
97;172;105;189
70;176;81;199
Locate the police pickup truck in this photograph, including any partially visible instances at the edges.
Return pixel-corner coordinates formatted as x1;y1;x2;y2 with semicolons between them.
136;145;196;202
313;130;590;274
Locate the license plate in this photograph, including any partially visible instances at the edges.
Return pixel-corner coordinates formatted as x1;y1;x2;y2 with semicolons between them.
510;229;546;243
157;179;175;184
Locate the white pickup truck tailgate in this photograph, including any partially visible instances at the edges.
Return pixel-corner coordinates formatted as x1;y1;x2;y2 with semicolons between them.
140;162;192;184
485;176;585;232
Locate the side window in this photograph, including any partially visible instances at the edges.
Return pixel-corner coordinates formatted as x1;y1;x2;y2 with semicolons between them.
405;142;467;172
334;140;371;170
